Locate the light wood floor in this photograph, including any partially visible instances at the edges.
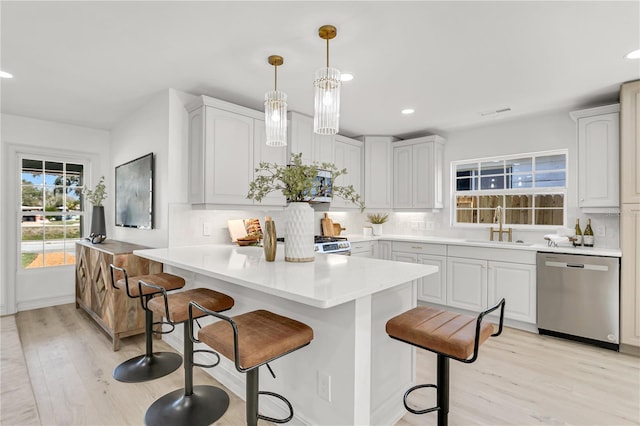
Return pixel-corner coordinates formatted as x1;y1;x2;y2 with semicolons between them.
2;304;639;426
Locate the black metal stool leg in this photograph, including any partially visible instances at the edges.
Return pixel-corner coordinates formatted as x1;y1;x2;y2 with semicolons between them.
437;355;450;426
246;368;259;426
144;321;229;426
113;295;182;383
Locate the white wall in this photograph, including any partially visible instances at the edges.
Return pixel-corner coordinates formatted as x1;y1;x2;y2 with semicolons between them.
0;114;110;314
109;89;194;248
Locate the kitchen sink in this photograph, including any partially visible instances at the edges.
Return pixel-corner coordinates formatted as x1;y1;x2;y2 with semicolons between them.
464;239;535;247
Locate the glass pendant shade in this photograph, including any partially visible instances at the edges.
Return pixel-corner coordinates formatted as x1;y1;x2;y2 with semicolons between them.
265;90;287;147
313;66;341;135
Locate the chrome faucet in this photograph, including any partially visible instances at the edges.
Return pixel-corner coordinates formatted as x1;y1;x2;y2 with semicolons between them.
489;206;512;242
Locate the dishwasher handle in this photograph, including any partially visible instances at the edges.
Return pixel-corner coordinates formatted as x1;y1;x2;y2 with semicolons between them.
544;260;609;272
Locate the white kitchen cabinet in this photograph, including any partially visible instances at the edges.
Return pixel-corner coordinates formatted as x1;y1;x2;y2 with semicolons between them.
377;240;392;260
351;240;375;258
447;257;487;312
287;111;334;165
392;242;447;305
362;136;395;208
188;97;257;206
571;104;620;211
447;245;536;324
392;135;445;210
487;261;536;323
332;135;363;209
253;119;287;206
188;96;287;207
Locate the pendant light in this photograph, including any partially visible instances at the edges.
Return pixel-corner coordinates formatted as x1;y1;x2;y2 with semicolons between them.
265;55;287;146
313;25;341;135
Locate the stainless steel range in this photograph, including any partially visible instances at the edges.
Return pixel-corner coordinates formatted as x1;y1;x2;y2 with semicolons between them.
314;236;351;255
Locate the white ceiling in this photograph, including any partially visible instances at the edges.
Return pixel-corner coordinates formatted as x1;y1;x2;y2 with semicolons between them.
1;1;639;138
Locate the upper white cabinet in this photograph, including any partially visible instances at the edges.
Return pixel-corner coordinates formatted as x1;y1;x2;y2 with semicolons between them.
332;135;363;209
392;135;445;210
362;136;395;209
287;112;334;165
187;96;286;207
571;104;620;210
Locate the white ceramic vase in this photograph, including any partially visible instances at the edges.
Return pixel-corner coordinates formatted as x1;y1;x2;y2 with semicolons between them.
371;223;383;236
285;202;315;262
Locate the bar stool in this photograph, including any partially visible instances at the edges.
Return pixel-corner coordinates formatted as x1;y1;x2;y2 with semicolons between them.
190;304;314;426
386;298;506;426
140;281;235;426
109;264;186;383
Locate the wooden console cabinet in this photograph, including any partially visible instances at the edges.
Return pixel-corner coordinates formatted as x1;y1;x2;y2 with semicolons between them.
75;240;162;351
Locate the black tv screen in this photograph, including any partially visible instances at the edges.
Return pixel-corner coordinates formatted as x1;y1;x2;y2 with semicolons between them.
115;153;154;229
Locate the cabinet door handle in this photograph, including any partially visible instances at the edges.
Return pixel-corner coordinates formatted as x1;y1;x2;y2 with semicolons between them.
411;246;423;249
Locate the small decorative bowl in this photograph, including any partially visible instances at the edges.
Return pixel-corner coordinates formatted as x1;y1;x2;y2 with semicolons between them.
236;236;260;246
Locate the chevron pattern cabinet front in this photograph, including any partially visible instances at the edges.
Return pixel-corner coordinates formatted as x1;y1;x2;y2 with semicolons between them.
75;240;162;351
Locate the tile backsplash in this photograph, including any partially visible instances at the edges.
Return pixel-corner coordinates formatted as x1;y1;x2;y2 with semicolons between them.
169;204;620;249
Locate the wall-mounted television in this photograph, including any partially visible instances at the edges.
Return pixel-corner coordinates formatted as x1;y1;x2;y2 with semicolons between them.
115;152;154;229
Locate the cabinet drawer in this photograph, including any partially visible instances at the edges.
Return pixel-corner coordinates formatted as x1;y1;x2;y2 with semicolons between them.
351;241;373;255
447;245;535;265
392;241;446;256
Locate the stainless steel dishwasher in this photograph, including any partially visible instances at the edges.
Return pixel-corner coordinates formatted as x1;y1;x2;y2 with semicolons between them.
537;252;620;350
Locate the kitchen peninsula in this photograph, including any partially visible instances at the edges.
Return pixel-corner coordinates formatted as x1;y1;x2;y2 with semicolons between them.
134;244;437;426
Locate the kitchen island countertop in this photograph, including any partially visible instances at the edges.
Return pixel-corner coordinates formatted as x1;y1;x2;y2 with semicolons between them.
134;243;437;309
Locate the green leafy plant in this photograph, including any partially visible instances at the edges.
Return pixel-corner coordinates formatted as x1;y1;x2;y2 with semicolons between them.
83;176;107;206
248;153;364;211
367;212;389;224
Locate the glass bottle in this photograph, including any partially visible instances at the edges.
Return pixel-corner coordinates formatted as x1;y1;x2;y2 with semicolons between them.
583;218;594;247
574;218;583;247
263;216;277;261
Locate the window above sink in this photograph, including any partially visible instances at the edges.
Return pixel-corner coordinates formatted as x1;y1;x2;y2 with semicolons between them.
452;150;568;228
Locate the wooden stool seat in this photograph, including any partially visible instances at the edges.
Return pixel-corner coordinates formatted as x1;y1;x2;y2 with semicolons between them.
386;299;505;426
109;265;186;383
115;272;185;297
142;284;235;426
386;306;495;360
191;306;314;425
198;309;313;370
147;288;234;324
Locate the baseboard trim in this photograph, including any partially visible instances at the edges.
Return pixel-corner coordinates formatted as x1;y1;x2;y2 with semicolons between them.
17;295;74;312
620;343;640;356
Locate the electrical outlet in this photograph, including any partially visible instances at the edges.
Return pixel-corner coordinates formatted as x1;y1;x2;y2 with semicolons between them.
595;225;606;237
317;371;332;402
425;221;435;231
202;223;211;236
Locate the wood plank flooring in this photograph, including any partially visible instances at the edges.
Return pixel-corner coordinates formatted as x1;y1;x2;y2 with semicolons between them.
3;303;640;425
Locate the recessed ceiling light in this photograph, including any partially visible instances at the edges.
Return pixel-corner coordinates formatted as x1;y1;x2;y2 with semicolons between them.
401;108;414;115
0;71;13;78
625;49;640;59
340;73;354;82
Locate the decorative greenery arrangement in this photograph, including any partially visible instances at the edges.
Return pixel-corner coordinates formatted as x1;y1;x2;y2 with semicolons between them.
83;176;107;206
248;153;365;211
367;212;389;224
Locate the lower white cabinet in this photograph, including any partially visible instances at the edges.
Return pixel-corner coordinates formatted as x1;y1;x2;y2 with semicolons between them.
351;241;375;258
447;257;487;311
392;242;447;305
447;255;536;324
487;261;536;323
377;241;392;260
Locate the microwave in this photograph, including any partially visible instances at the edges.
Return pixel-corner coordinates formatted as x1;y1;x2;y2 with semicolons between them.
309;169;332;203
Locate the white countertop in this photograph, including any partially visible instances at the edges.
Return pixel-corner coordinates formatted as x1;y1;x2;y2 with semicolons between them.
134;244;438;309
347;234;622;257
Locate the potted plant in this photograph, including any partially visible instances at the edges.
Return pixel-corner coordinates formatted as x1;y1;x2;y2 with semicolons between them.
248;153;364;262
367;212;389;236
83;176;107;244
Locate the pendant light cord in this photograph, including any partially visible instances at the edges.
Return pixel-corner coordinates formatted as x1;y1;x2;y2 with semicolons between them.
274;64;278;91
326;38;330;68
